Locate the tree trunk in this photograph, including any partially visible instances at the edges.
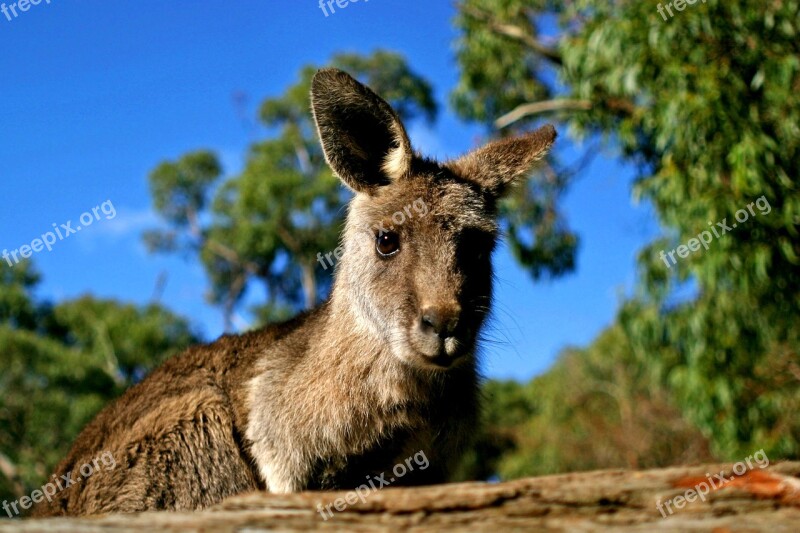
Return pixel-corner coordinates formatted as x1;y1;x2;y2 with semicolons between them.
7;461;800;531
300;262;316;309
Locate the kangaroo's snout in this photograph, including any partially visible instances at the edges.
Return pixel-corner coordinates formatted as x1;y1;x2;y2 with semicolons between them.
420;304;461;338
413;302;466;367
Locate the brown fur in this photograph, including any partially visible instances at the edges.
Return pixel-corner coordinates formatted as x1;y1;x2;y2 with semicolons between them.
33;68;556;516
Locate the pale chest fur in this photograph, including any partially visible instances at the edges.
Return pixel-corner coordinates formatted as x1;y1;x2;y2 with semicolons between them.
244;337;468;493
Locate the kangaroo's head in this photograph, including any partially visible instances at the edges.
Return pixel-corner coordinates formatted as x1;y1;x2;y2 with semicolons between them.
311;69;555;372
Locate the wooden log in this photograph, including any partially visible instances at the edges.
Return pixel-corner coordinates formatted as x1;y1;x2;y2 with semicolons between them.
4;461;800;532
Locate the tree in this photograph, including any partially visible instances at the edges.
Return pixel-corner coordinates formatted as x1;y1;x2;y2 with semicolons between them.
0;260;41;331
453;0;800;459
0;261;198;507
454;325;711;482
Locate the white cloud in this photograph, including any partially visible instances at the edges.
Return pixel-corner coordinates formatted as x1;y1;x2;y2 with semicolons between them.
71;205;162;255
91;206;161;239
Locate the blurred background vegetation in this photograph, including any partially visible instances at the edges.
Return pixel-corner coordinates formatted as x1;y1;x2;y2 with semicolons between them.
1;0;798;501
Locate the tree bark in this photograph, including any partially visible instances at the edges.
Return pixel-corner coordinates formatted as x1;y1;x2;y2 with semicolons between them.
300;262;317;309
6;461;800;531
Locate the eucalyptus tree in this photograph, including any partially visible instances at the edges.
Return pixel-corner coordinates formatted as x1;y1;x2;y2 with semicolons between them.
453;0;800;458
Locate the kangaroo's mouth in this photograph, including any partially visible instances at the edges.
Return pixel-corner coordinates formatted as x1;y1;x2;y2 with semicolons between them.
406;330;470;370
421;352;458;369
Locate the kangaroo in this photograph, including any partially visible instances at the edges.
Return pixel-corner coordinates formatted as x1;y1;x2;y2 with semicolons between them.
33;68;556;516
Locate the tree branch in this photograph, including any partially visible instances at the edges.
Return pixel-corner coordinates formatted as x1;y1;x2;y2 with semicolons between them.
495;99;592;128
299;262;317;309
185;206;262;277
460;4;563;65
0;451;24;496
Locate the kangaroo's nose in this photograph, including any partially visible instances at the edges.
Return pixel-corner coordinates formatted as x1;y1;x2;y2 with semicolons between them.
420;305;461;338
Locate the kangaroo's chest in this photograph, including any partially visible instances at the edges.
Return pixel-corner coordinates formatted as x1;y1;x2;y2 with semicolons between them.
304;424;431;489
246;355;470;492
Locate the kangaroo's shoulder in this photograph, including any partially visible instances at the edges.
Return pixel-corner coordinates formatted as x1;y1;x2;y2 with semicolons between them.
53;304;327;475
149;299;329;380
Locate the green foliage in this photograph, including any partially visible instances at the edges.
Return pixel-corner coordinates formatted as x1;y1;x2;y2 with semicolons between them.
452;0;555;125
0;325;105;497
0;262;198;505
45;297;199;386
454;0;800;463
143;150;223;254
148;150;222;227
456;326;711;481
0;260;40;330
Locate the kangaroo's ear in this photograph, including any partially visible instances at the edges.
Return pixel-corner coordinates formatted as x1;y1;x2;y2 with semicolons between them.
311;68;413;194
447;125;557;196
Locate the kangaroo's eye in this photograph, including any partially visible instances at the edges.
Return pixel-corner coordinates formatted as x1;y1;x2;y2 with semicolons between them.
376;232;400;257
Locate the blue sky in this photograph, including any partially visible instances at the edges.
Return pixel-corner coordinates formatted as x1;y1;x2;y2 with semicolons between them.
0;1;659;380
